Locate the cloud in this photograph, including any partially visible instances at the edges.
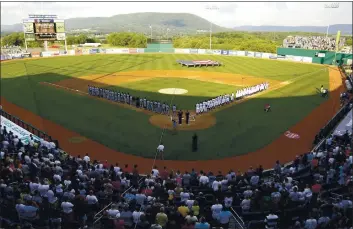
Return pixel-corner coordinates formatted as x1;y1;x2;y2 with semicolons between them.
0;2;351;28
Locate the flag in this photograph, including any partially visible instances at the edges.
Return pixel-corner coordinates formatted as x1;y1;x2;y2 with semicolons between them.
335;30;341;52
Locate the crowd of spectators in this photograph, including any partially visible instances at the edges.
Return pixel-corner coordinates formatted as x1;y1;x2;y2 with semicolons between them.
1;106;352;229
283;36;346;52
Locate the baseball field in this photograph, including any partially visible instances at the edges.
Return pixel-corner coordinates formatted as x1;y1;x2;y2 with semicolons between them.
0;54;345;173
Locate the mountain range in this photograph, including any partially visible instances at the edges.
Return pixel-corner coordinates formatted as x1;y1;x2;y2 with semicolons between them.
1;13;352;36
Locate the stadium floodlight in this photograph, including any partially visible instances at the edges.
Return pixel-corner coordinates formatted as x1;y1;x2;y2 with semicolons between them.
205;5;219;50
324;3;339;37
149;25;153;42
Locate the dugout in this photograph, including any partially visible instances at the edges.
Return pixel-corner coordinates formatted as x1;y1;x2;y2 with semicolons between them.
144;39;174;53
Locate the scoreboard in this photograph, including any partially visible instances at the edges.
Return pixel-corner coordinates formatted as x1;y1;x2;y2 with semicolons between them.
23;15;66;41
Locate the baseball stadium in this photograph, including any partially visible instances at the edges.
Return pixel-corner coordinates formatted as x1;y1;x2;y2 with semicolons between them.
1;4;353;229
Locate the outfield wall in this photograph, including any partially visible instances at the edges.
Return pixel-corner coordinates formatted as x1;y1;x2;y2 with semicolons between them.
277;47;353;65
4;47;352;66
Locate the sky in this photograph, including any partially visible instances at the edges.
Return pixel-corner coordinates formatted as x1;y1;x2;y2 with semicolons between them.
1;1;352;27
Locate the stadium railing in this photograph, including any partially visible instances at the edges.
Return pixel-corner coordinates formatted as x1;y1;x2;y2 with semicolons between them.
0;109;59;147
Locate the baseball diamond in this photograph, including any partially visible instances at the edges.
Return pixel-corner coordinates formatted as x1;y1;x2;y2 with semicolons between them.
0;53;344;167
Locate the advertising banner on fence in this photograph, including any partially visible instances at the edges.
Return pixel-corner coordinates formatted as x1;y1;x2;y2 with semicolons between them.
237;51;246;56
129;48;137;54
41;52;52;57
31;52;41;58
82;49;90;55
255;52;262;58
120;48;129;54
1;115;42;145
137;48;145;53
105;49;120;54
99;49;106;54
333;108;352;136
247;51;254;57
221;50;229;55
269;54;277;59
213;50;221;55
205;49;213;54
89;48;100;54
174;49;184;54
68;50;75;55
229;50;237;56
261;53;271;59
75;48;83;55
183;49;190;54
277;55;285;60
198;49;206;54
0;54;12;61
190;49;198;54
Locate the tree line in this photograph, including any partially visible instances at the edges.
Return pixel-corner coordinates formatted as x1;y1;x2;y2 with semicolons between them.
1;31;352;54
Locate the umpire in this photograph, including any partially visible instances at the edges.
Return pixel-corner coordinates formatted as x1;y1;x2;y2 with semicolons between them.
185;110;190;125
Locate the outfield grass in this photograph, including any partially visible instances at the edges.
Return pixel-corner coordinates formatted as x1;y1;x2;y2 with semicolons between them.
108;77;240;110
0;54;329;160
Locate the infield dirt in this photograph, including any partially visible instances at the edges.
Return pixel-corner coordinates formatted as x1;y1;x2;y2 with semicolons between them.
1;67;345;173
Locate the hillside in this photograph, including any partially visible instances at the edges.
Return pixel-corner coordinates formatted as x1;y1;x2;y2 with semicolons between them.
234;24;352;35
0;13;230;35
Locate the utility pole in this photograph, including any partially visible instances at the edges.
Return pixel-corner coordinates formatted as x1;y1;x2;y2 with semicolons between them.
205;5;219;50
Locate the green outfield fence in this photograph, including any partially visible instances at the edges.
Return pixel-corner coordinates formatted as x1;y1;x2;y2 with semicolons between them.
144;39;174;53
277;47;353;65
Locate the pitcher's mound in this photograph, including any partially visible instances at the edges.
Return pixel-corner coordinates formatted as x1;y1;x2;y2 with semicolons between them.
149;113;216;131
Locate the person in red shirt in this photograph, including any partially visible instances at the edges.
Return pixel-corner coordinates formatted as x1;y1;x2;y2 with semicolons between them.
264;103;271;112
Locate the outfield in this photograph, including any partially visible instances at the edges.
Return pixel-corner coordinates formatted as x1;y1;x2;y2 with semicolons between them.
1;54;331;162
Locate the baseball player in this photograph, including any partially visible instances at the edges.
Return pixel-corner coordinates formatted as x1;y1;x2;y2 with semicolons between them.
154;101;157;112
172;105;176;116
157;102;161;113
162;103;166;114
165;104;169;115
196;103;200;115
144;98;147;109
140;98;143;108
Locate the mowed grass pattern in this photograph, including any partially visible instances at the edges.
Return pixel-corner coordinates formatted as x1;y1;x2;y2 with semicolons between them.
0;54;329;160
110;77;240;110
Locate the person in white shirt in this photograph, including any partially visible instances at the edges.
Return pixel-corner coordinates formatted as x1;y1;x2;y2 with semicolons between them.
199;174;209;186
132;207;143;224
241;197;251;212
152;166;160;178
106;204;121;218
265;213;279;229
38;183;50;197
157;143;164;153
186;199;195;209
211;201;223;219
224;196;233;208
250;175;259;186
304;216;317;229
86;191;98;205
180;191;190;203
61;200;74;214
212;180;221;191
83;153;90;163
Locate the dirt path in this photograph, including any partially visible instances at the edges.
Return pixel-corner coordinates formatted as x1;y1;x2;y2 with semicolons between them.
1;67;344;173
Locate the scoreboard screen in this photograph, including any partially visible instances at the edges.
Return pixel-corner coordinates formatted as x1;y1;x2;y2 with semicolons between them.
34;22;56;34
23;17;66;41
